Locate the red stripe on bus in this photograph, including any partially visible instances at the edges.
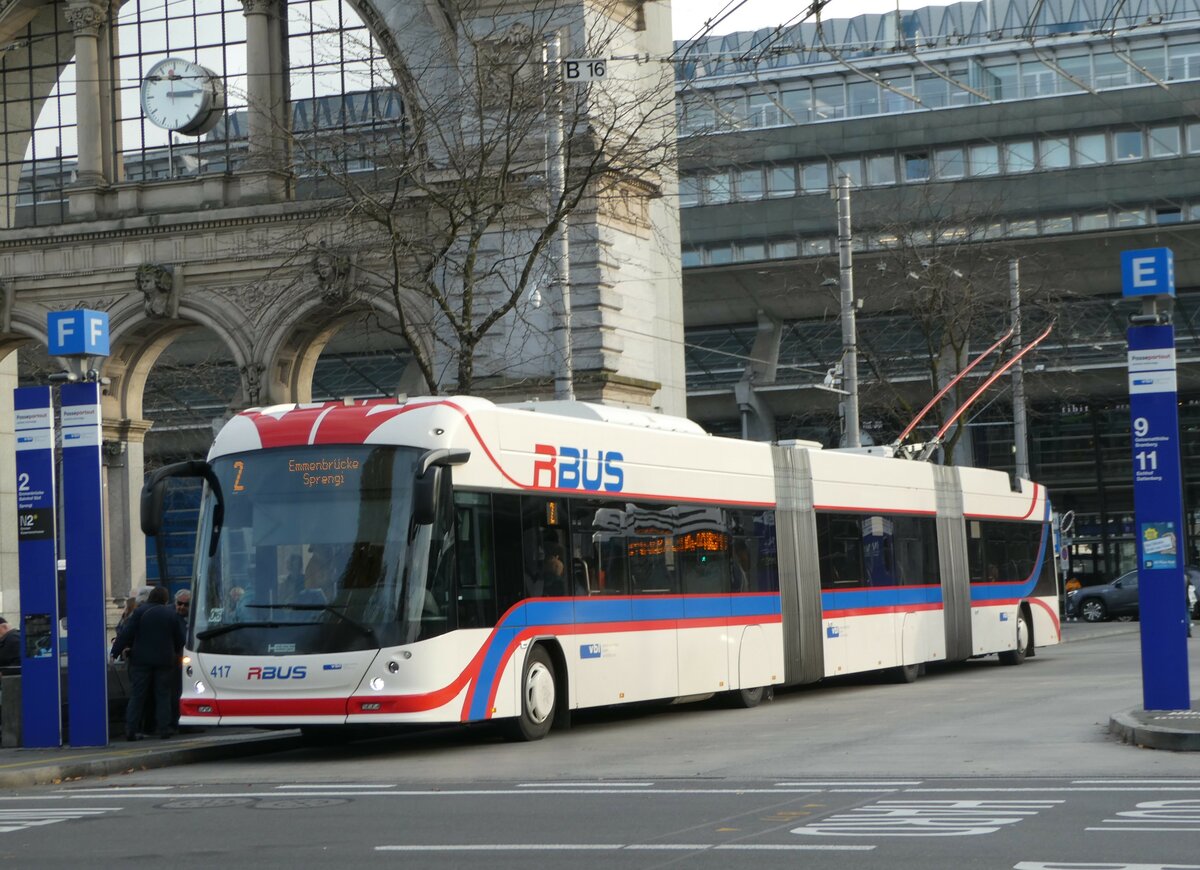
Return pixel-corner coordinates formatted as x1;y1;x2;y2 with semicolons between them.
822;603;944;618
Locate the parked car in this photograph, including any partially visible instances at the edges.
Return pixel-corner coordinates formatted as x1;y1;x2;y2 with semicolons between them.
1067;567;1200;623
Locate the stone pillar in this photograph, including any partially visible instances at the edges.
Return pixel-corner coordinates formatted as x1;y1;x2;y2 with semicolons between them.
64;1;107;185
0;353;17;618
102;417;152;627
237;0;290;201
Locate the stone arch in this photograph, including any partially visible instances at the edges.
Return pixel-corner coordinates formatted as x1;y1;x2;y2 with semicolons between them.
102;299;250;422
0;307;56;366
259;286;428;404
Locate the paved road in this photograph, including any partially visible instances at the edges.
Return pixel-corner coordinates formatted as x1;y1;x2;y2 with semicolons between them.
2;629;1198;868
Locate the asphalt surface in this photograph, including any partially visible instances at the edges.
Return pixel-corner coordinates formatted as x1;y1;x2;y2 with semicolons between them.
0;619;1195;787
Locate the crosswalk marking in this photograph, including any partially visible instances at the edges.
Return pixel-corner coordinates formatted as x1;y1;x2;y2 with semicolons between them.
0;807;120;834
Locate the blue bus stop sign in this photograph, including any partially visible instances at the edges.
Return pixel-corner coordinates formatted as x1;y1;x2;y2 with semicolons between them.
1120;248;1175;298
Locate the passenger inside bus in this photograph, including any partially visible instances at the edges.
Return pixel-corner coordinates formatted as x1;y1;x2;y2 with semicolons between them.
527;542;567;597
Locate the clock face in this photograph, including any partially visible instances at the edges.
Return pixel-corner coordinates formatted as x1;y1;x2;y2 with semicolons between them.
141;57;222;135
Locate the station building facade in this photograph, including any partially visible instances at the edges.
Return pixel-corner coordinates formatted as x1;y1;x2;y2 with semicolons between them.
675;0;1200;584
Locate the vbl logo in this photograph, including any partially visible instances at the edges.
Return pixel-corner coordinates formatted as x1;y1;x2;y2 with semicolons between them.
532;444;624;492
246;665;307;680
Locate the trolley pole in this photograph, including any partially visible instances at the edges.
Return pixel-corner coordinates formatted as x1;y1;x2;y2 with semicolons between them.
837;174;860;448
1010;259;1030;479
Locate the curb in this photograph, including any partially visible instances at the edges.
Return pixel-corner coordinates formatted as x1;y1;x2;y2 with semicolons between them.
1109;707;1200;751
0;732;305;789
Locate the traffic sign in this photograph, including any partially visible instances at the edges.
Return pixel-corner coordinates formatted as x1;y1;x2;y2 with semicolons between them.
1121;248;1175;298
46;309;110;357
563;58;606;82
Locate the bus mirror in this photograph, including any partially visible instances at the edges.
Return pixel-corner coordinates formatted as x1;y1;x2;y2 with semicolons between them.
140;460;225;581
413;466;442;526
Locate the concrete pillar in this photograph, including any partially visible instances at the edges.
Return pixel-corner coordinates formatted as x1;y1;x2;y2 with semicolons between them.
64;1;107;185
237;0;290;199
0;353;16;618
101;417;152;628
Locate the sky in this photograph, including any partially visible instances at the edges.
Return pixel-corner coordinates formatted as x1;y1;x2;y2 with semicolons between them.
671;0;958;40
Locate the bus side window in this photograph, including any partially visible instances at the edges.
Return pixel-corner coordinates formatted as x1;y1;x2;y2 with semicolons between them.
492;494;524;615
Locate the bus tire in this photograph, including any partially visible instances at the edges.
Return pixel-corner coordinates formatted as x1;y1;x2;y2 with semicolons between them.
892;663;921;684
725;685;772;709
999;609;1031;666
509;645;556;742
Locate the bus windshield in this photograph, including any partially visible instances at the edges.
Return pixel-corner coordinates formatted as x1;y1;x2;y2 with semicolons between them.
190;444;444;656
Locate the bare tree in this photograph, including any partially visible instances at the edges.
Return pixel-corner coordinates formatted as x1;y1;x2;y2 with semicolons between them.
283;1;680;395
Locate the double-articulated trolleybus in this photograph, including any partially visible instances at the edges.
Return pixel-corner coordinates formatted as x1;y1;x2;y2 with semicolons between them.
142;396;1059;739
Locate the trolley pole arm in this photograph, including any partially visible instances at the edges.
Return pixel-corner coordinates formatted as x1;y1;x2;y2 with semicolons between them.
892;325;1015;452
917;322;1054;462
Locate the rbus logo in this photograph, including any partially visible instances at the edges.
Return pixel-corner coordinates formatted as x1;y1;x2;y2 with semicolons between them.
532;444;624;492
246;665;307;680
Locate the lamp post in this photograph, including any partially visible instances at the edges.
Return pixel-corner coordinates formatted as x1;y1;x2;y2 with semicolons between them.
836;173;860;447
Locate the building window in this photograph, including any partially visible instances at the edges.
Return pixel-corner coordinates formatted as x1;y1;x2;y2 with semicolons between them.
866;155;896;186
1007;219;1037;237
848;81;879;116
767;165;797;197
738;241;767;261
749;92;782;127
1155;207;1183;225
1074;132;1107;165
882;74;915;113
1168;42;1200;81
770;239;798;259
1056;55;1091;92
1040;136;1071;168
915;72;948;108
981;63;1018;100
968;143;1000;176
1188;123;1200;154
1115;209;1148;227
1004;141;1036;173
735;168;765;201
703;172;732;205
813;83;846;120
903;152;930;182
1112;130;1144;161
781;85;812;123
679;175;701;208
934;148;965;179
834;158;862;187
1130;46;1167;82
1093;51;1130;88
682;247;702;267
802;238;832;256
707;244;733;265
801;162;830;194
1078;212;1109;230
1041;216;1073;234
1149;126;1181;158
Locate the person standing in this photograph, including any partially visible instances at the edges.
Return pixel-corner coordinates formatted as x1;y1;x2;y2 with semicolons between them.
112;586;183;740
0;616;20;669
171;589;191;730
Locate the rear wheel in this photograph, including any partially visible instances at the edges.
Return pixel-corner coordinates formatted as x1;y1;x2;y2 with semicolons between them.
508;645;556;742
1079;598;1107;622
892;663;921;684
724;685;772;708
999;609;1031;666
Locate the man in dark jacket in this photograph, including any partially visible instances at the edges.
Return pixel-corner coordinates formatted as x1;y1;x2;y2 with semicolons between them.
0;616;20;669
112;586;184;740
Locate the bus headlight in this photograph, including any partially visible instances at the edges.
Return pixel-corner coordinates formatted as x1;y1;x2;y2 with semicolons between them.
369;677;385;691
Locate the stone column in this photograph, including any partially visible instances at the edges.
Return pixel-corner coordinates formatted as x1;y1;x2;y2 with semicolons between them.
64;1;107;185
237;0;290;201
102;417;153;627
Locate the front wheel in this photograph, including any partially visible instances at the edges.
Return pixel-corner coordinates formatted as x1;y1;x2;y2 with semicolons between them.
508;645;556;742
891;663;921;684
724;685;772;708
999;609;1031;666
1079;598;1107;622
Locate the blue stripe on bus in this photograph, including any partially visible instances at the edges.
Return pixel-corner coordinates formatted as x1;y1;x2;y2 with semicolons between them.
968;500;1051;603
820;585;943;611
464;593;783;721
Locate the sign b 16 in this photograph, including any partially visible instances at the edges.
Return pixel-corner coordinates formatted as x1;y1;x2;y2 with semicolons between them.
563;58;606;82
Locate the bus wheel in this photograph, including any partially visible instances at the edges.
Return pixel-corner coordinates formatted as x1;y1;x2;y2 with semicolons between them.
725;685;772;709
892;663;921;684
510;645;556;741
999;609;1031;666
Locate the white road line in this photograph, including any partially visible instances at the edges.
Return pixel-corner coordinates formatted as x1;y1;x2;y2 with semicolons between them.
830;789;901;793
48;788;841;799
517;782;654;788
374;844;876;852
60;787;173;793
1086;826;1200;832
776;782;920;787
909;788;1200;793
1073;780;1200;784
275;784;397;789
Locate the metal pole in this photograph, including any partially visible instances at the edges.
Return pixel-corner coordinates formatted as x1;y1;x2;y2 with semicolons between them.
1010;259;1030;479
837;174;860;447
544;32;574;401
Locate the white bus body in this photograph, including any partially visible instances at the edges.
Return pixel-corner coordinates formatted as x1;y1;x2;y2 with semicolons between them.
163;397;1058;735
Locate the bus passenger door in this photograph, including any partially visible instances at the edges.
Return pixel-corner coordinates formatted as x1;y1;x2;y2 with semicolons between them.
570;502;633;707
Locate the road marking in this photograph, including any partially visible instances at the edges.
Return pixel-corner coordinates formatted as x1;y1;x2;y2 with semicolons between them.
275;784;396;789
1090;798;1200;833
1073;780;1200;785
61;787;173;793
909;788;1200;793
777;781;921;787
793;799;1063;838
0;807;120;834
516;782;654;788
1086;827;1200;832
1016;863;1200;869
375;843;875;852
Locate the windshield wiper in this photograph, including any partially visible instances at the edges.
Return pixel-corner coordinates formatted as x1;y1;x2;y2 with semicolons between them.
195;620;310;640
245;603;377;640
